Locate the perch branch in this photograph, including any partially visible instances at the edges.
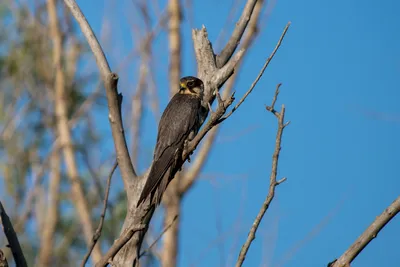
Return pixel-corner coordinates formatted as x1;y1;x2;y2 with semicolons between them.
64;0;291;264
235;84;289;267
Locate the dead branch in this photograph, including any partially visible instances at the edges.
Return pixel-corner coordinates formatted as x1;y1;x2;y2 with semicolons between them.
216;0;258;68
329;195;400;267
64;0;290;264
181;0;266;194
236;84;289;267
0;201;27;267
162;23;290;266
95;224;146;267
81;161;118;267
63;0;137;197
220;22;291;123
184;23;290;159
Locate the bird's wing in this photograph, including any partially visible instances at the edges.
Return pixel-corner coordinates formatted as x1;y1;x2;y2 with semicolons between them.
137;95;200;206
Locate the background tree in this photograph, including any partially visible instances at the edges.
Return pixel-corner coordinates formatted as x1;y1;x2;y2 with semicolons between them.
1;0;400;267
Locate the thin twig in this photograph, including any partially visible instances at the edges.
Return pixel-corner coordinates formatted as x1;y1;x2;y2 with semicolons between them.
139;215;178;258
235;85;289;267
0;201;27;267
219;22;291;123
95;224;146;267
329;195;400;267
81;161;118;267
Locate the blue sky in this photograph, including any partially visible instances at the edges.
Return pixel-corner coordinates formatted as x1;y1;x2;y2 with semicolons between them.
79;0;400;266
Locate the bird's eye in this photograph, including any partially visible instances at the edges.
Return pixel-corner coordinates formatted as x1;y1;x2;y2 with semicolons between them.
187;81;195;87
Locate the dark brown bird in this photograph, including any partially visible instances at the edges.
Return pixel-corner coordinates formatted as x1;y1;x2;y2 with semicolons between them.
137;76;204;207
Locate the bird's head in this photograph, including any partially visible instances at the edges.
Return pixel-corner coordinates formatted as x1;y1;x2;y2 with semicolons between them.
179;76;204;98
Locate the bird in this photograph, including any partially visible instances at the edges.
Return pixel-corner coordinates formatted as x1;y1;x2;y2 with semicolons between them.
137;76;204;207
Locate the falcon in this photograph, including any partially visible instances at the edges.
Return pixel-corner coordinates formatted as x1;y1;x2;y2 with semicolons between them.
137;76;204;207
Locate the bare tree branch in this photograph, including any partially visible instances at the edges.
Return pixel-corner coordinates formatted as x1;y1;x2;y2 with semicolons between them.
81;161;118;267
329;195;400;267
63;0;137;197
216;0;258;68
64;0;288;264
181;0;266;194
235;84;289;267
220;22;291;123
95;224;146;267
184;22;290;161
0;201;27;267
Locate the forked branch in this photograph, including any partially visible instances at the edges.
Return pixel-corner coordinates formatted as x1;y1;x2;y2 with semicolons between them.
184;23;291;159
95;224;146;267
219;22;291;123
63;0;291;265
236;84;289;267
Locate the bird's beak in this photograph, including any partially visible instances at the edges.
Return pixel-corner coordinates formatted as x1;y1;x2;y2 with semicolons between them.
180;82;186;90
